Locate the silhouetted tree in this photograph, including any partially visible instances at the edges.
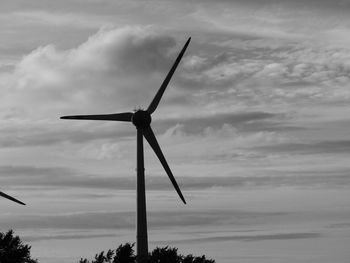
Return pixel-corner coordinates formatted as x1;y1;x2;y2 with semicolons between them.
78;243;136;263
148;246;179;263
0;230;38;263
78;243;215;263
113;243;135;263
183;254;215;263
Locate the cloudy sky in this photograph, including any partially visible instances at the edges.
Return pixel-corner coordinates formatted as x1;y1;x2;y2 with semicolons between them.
1;0;350;262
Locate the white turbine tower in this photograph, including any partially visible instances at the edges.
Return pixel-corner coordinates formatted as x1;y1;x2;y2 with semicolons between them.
61;37;191;262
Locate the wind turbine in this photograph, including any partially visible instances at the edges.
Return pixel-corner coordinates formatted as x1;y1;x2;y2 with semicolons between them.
61;37;191;262
0;191;25;205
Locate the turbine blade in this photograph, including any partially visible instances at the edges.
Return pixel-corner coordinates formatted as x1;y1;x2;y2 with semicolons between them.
147;37;191;114
0;191;25;205
142;127;186;204
60;112;133;122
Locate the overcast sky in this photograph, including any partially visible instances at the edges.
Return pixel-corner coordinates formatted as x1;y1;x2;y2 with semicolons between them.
1;1;350;262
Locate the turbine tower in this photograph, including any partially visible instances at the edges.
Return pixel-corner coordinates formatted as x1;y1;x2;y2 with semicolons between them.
0;191;25;205
61;37;191;262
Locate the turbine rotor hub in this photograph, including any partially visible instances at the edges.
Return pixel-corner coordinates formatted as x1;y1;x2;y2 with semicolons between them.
132;110;152;129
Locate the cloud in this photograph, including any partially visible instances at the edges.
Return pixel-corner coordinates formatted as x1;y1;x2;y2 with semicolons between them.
24;232;118;242
180;42;350;109
257;140;350;155
5;21;350;127
0;165;134;190
12;10;110;29
1;9;350;219
24;230;322;244
0;119;133;148
155;111;281;134
156;123;289;165
158;232;321;244
0;209;285;230
327;223;350;229
0;26;183;120
2;165;350;191
2;24;350;156
0;110;286;149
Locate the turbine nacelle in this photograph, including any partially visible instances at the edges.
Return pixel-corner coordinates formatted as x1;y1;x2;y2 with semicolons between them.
132;110;152;129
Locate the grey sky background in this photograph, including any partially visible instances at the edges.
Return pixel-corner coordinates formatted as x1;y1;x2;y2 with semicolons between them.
1;0;350;262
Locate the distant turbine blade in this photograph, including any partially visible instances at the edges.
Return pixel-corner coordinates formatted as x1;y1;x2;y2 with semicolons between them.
60;112;133;122
142;127;186;204
0;191;25;205
147;37;191;114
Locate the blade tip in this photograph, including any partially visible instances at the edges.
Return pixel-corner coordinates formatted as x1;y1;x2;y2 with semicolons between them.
60;116;77;120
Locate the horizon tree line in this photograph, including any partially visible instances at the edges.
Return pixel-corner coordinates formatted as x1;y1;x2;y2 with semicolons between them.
0;230;215;263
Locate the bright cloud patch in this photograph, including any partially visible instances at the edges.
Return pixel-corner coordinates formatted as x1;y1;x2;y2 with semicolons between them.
0;26;181;119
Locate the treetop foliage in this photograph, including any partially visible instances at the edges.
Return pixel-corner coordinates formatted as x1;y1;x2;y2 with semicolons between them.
0;230;37;263
78;243;215;263
0;230;215;263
